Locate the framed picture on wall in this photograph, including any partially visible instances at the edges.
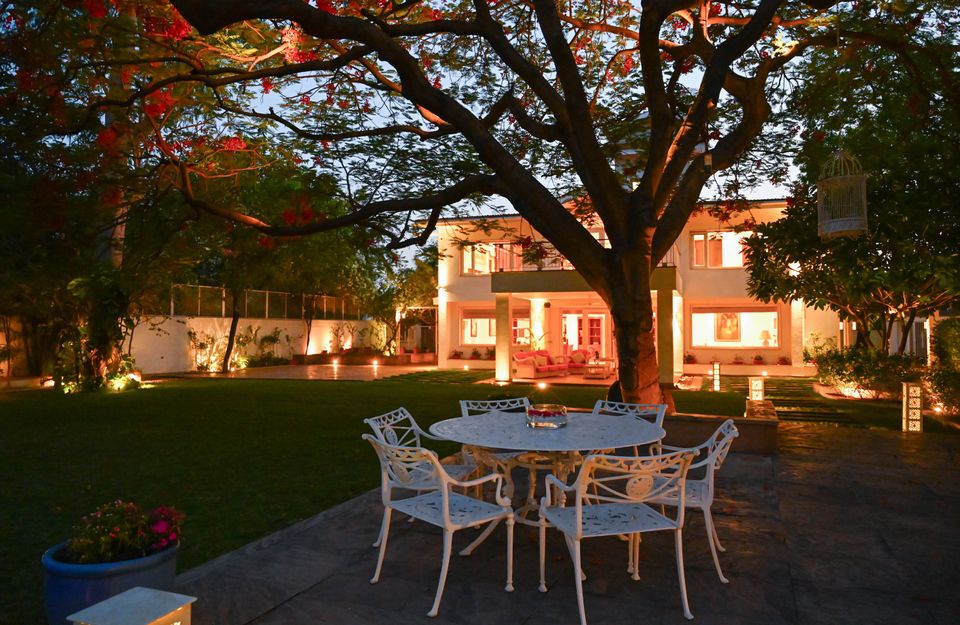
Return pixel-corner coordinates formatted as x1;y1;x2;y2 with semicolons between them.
715;312;740;342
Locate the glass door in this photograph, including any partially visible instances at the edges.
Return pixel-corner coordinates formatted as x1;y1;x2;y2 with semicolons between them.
561;310;610;358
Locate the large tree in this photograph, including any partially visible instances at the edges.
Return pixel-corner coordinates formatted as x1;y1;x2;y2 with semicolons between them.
7;1;956;402
744;20;960;354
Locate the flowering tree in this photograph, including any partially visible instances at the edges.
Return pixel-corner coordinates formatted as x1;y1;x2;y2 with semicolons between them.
6;1;954;402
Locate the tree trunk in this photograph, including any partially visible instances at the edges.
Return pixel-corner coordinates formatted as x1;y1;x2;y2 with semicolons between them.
895;312;918;355
221;288;242;373
303;317;313;355
613;316;661;405
607;246;661;406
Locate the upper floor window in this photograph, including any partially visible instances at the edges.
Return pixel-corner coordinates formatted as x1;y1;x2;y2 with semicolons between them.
691;231;752;268
461;243;495;275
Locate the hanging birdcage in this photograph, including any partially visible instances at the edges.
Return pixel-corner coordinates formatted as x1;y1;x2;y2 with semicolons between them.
817;149;868;239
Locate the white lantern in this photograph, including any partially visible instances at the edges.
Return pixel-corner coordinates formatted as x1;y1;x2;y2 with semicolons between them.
902;383;923;433
817;150;868;239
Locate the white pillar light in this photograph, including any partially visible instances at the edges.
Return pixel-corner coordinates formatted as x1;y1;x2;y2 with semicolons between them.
748;376;765;401
902;382;923;432
712;361;721;392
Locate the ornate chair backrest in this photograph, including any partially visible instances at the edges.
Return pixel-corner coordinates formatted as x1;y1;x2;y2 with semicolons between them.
592;400;667;428
365;407;423;448
694;419;739;499
571;450;696;538
460;397;531;417
362;434;444;494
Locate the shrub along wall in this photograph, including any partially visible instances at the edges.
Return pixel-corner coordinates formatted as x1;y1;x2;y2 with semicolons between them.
928;318;960;414
807;344;923;400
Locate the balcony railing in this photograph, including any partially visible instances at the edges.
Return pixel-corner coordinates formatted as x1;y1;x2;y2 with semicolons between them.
152;285;364;320
488;240;680;273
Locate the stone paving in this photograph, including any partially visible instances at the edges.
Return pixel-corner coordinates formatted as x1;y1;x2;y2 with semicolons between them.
175;423;960;625
182;363;618;386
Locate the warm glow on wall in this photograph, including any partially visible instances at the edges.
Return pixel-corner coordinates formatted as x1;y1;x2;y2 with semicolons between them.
530;298;546;349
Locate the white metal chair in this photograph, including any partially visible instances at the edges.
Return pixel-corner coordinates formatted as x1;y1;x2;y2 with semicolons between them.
590;400;667;456
459;398;579;507
365;407;476;479
365;407;477;544
650;419;739;583
539;450;698;624
363;434;515;617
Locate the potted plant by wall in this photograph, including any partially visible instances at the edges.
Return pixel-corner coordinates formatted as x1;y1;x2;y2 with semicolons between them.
753;354;765;365
683;353;697;364
732;354;744;365
42;500;183;625
470;348;482;360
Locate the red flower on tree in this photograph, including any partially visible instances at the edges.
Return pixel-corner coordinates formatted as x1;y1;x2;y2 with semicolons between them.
144;89;174;118
221;136;247;151
314;0;336;14
96;125;120;154
258;236;276;250
82;0;107;19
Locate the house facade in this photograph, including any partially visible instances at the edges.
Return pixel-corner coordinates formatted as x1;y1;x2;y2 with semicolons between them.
436;199;841;382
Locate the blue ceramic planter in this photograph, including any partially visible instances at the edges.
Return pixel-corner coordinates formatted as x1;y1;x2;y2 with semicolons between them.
42;542;178;625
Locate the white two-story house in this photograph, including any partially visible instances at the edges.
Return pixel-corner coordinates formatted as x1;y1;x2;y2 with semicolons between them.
436;199;841;383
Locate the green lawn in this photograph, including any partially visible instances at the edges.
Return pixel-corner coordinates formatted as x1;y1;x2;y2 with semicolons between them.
0;376;744;623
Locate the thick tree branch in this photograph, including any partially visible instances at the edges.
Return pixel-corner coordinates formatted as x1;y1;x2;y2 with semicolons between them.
175;157;504;242
532;0;625;222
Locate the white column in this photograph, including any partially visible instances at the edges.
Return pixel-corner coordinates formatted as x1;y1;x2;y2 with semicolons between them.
495;294;513;381
790;300;805;366
656;289;674;383
437;288;450;369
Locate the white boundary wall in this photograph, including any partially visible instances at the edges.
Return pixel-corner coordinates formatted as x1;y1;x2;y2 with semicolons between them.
130;315;380;374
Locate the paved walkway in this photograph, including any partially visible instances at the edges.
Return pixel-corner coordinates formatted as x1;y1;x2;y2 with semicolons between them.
180;363;618;386
174;423;959;625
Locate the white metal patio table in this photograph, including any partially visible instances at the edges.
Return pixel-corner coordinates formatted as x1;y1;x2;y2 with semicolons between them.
430;410;665;536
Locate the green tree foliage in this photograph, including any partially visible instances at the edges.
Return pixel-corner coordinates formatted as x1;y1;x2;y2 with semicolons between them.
744;12;960;353
365;244;439;354
928;318;960;413
183;165;387;369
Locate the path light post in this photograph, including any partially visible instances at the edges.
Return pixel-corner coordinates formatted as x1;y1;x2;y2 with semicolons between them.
712;361;721;392
902;383;923;432
748;376;765;401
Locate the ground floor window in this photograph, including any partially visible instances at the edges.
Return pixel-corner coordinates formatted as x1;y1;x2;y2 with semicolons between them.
691;307;779;348
460;309;530;346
